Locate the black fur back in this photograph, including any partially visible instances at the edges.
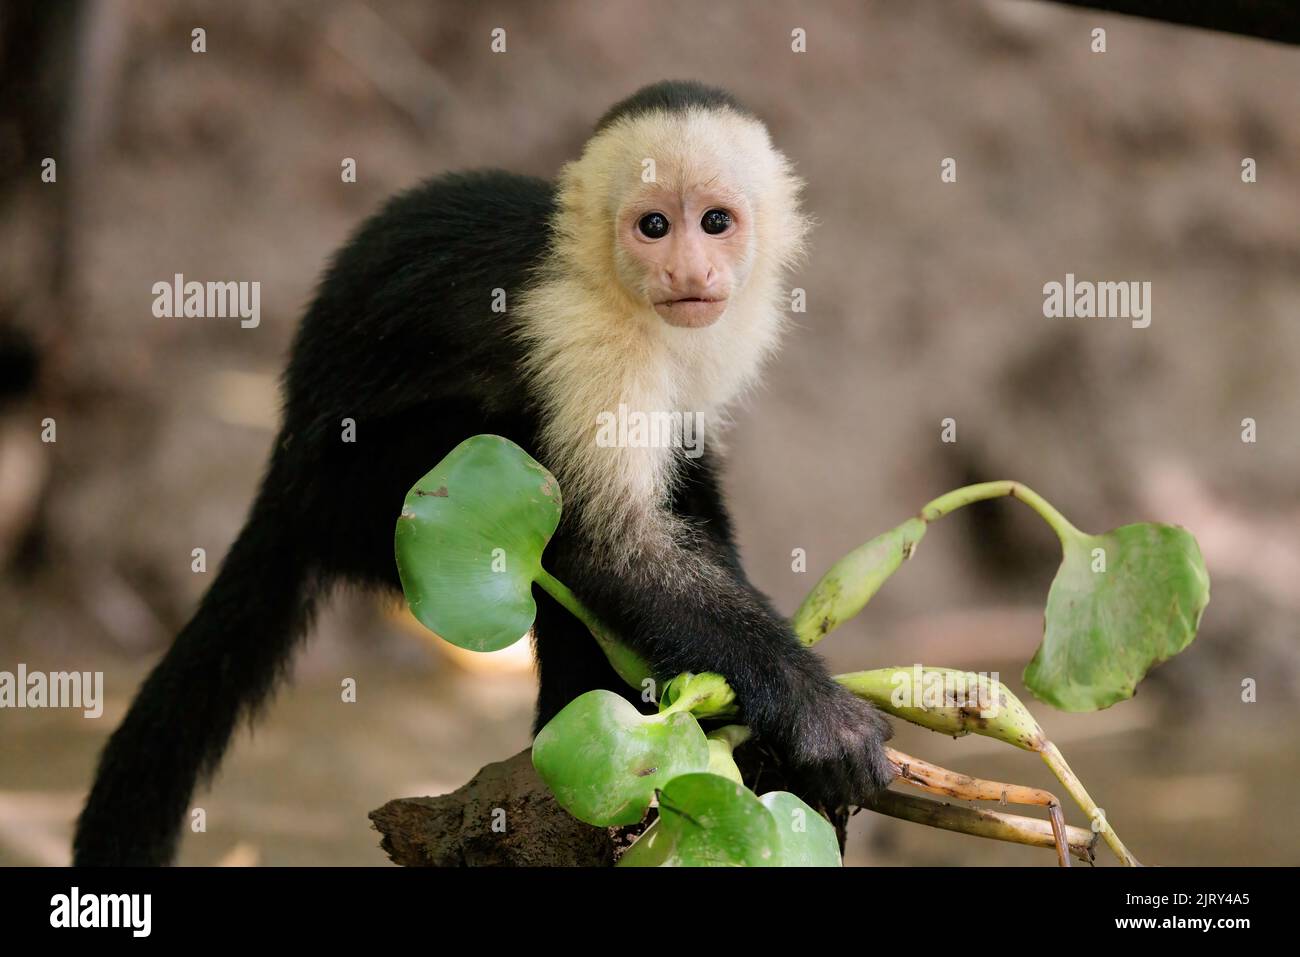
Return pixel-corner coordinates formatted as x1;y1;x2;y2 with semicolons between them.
74;169;566;864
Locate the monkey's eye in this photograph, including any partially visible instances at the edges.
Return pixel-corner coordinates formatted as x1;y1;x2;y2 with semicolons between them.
637;212;670;239
700;209;733;235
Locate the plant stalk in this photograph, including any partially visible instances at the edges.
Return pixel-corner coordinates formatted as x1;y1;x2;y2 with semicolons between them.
920;481;1081;545
864;790;1096;863
535;567;653;688
1040;742;1141;866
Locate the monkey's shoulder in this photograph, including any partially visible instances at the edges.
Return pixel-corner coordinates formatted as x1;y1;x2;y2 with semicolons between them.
287;171;551;411
365;170;557;247
315;169;557;309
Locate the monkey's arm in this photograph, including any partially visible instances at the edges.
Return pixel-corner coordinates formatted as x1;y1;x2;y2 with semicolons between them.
548;454;893;808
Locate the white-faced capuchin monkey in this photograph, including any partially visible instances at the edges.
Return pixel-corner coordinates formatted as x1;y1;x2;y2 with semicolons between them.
74;80;892;865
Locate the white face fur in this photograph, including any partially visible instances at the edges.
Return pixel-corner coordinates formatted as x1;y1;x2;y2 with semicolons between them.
515;104;811;555
614;160;755;329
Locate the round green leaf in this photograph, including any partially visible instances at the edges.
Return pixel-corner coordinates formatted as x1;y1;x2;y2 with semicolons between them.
758;791;842;867
394;435;560;651
1025;523;1210;711
627;773;781;867
619;781;842;867
532;690;709;827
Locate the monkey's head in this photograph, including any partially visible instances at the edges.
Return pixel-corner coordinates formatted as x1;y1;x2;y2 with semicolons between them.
555;81;811;331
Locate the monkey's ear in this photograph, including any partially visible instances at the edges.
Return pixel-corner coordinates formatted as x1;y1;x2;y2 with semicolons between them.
394;434;561;652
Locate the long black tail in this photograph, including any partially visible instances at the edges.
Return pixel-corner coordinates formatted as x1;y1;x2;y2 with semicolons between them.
73;468;320;865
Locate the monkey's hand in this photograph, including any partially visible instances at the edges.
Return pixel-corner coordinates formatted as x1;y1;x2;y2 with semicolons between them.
768;680;895;811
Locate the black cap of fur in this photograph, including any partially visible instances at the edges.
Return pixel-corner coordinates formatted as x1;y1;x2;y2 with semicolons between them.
594;80;754;133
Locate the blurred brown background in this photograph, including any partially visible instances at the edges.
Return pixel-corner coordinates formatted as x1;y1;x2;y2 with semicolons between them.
1;0;1297;866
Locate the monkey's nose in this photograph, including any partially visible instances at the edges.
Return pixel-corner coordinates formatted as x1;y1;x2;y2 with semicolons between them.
664;267;716;298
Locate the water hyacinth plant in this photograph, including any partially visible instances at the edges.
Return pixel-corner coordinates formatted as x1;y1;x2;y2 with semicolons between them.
396;435;1208;867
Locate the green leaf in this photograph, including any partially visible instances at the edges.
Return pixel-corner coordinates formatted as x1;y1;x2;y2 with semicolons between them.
792;517;927;645
623;773;781;867
1025;522;1210;711
394;435;560;652
532;690;709;827
618;780;842;867
758;791;842;867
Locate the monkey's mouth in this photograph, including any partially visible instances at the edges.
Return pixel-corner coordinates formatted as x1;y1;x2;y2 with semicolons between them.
654;296;727;328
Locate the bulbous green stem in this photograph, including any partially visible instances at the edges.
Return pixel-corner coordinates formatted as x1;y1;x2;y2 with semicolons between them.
920;481;1082;546
657;695;694;717
702;725;750;784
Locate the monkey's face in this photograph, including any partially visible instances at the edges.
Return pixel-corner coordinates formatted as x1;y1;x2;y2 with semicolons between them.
615;182;754;329
559;105;809;333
